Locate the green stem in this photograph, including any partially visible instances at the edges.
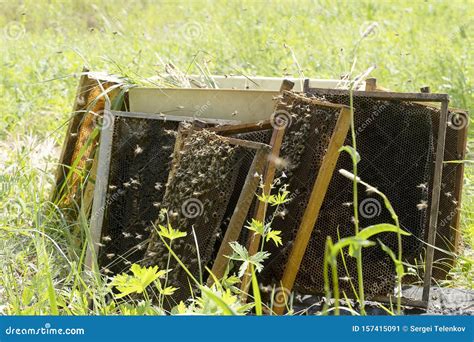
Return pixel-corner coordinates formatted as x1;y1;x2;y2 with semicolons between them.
349;87;365;315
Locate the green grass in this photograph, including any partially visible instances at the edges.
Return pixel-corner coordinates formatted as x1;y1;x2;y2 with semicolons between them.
0;0;473;315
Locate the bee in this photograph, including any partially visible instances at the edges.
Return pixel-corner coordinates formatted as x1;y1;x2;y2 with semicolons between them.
134;145;143;155
339;276;353;282
106;253;115;259
122;232;132;238
417;200;428;210
154;182;163;191
135;234;143;240
102;236;112;242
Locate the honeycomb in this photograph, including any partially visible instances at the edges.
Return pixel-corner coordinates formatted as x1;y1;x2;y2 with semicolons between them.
55;78;119;211
99;117;179;274
144;129;253;307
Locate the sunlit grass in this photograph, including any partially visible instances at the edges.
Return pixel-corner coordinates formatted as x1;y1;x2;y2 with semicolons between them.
0;0;472;314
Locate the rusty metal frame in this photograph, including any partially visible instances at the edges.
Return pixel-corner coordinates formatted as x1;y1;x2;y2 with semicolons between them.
304;86;451;309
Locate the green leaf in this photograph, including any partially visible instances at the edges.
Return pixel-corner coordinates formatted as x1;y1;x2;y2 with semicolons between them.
266;230;282;246
331;237;375;260
111;264;165;298
175;301;188;314
249;251;270;273
245;219;265;236
348;224;411;256
339;145;361;164
199;287;236;315
268;190;290;206
378;239;404;276
227;242;269;277
158;224;187;241
251;265;262;316
227;241;248;262
160;286;178;296
357;224;411;240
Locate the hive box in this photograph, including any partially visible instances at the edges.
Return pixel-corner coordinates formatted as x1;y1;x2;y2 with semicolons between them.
129;76;363;123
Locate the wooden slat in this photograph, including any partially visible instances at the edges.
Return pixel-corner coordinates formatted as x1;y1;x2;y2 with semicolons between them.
273;106;352;314
306;87;449;102
207;146;270;285
422;100;449;302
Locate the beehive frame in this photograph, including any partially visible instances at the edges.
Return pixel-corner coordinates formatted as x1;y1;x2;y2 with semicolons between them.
140;125;271;305
85;109;237;271
303;85;452;307
52;69;125;212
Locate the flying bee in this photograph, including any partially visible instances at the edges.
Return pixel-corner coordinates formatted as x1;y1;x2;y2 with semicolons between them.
106;253;115;259
417;183;428;190
417;200;428;210
339;276;353;282
135;234;143;239
102;235;112;242
95;242;105;247
134;145;143;155
154;182;163;191
122;232;132;238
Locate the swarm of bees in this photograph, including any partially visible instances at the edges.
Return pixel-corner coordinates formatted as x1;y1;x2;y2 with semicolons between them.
144;129;241;301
